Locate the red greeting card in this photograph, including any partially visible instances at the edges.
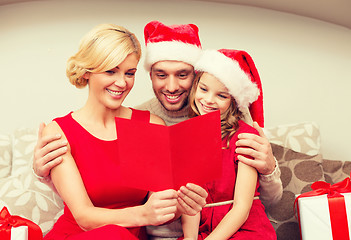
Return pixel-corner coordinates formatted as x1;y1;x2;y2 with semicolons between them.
115;111;222;192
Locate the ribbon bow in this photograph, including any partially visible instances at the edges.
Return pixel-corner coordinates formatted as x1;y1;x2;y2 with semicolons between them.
301;177;351;199
0;207;43;240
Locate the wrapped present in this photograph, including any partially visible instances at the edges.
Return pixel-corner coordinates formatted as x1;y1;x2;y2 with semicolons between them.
0;207;43;240
295;177;351;240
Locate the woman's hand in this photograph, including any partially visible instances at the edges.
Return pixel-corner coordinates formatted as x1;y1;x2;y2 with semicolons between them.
143;190;178;226
177;183;208;216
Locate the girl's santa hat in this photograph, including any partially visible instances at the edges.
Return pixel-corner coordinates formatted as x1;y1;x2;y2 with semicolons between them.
144;21;202;71
195;49;264;127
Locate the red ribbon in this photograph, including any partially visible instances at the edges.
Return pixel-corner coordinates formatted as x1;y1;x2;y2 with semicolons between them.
0;207;43;240
294;177;351;240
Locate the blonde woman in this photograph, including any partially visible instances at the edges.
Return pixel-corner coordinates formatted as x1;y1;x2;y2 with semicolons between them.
43;24;207;240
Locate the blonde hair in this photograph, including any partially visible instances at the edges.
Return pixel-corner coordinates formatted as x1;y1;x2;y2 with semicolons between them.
189;71;243;148
67;23;142;88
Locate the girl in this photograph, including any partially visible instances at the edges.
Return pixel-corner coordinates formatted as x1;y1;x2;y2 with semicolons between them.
180;49;276;240
42;23;206;240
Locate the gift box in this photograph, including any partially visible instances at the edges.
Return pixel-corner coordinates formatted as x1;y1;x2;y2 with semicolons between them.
0;207;42;240
295;178;351;240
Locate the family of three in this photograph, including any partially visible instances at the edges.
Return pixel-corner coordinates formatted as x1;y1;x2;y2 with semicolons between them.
32;20;282;239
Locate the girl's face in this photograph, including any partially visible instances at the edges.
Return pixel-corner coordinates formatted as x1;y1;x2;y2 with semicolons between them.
195;72;232;115
86;53;138;110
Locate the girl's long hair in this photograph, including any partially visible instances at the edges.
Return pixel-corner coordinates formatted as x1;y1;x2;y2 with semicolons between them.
189;72;243;148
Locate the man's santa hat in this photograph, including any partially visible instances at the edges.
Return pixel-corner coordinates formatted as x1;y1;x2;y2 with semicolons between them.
195;49;264;127
144;20;202;71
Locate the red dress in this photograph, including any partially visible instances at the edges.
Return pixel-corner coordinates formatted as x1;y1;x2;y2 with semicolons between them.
44;109;149;240
180;121;276;240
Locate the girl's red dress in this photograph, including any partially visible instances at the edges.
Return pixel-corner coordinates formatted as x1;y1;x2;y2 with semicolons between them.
44;109;149;240
179;120;276;240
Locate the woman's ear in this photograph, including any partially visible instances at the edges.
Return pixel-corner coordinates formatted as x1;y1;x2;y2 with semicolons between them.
83;72;90;80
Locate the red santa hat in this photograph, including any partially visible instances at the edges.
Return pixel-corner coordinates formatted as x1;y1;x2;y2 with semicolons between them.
144;20;202;71
194;49;264;127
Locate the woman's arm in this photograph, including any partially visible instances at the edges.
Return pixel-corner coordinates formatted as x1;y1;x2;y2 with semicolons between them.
181;213;200;240
205;161;257;240
44;121;178;231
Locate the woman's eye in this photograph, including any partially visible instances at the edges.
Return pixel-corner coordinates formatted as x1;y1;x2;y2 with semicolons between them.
106;70;115;74
126;72;135;77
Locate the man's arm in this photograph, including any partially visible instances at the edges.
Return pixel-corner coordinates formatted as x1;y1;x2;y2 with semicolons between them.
235;122;283;206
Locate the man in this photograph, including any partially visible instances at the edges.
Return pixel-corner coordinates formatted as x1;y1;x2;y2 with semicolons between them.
140;21;282;206
33;21;282;239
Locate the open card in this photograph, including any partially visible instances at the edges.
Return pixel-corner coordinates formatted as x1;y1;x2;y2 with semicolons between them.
115;111;222;192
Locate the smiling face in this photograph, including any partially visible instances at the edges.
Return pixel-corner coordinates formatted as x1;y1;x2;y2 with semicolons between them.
150;60;195;112
86;53;139;110
194;72;232;115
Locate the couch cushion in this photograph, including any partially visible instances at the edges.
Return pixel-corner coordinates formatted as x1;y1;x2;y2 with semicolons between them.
0;132;12;178
267;144;324;240
0;127;64;235
322;158;351;184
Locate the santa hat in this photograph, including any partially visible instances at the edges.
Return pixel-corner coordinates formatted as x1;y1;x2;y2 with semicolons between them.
195;49;264;127
144;20;202;71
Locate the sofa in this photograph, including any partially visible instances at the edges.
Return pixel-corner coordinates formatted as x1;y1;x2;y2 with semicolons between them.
0;122;350;239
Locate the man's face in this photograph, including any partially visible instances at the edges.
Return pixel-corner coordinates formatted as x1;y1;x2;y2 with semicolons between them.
150;61;195;112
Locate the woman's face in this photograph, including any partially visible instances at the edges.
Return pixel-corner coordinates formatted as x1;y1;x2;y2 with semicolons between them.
86;53;139;110
194;72;232;115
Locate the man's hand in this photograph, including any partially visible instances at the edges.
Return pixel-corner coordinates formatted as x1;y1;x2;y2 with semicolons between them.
177;183;208;216
33;122;67;178
235;122;275;175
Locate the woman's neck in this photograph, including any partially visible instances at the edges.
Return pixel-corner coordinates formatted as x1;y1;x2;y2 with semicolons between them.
72;103;131;141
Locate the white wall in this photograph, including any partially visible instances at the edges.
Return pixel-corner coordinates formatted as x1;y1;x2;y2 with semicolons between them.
1;0;350;161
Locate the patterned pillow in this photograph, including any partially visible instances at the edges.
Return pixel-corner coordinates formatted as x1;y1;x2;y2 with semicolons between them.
0;127;64;235
265;122;321;156
266;144;324;240
0;132;12;178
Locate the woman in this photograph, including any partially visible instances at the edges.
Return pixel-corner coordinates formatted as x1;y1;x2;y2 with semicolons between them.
43;23;206;240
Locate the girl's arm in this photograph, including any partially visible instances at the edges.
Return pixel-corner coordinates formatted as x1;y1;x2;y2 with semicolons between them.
181;213;200;240
44;121;178;231
205;161;257;240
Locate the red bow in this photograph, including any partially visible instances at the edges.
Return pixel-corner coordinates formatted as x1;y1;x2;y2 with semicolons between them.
295;177;351;240
0;207;43;240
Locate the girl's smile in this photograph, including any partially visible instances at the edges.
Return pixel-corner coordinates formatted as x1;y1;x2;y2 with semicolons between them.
195;72;231;115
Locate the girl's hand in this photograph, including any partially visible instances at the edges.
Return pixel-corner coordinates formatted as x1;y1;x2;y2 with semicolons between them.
235;122;275;175
33;122;68;179
143;189;178;226
177;183;208;216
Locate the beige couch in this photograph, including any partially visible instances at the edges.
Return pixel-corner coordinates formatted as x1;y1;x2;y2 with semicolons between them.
0;122;349;239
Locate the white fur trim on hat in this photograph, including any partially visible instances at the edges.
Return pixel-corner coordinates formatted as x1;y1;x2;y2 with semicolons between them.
195;49;259;111
144;41;202;71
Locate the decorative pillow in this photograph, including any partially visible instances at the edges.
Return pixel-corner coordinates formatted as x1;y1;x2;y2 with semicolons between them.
0;133;12;178
11;127;38;175
0;174;64;235
0;127;64;235
266;143;325;240
265;122;321;156
322;159;351;184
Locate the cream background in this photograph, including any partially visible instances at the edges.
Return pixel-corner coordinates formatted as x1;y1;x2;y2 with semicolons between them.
0;0;350;161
